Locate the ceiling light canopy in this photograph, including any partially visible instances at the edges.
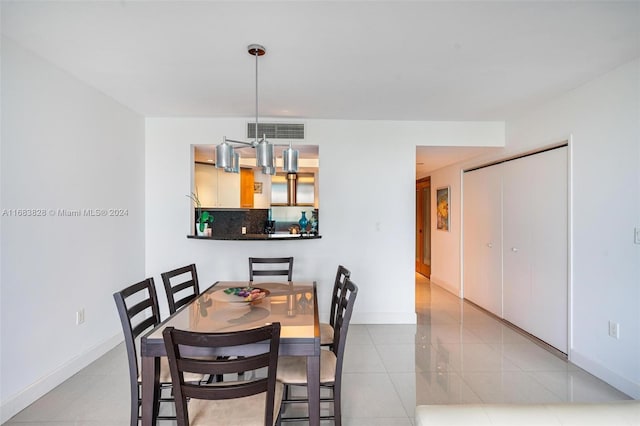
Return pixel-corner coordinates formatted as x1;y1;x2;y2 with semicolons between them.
215;44;298;175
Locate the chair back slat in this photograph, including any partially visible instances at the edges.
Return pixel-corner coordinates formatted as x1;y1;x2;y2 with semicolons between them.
329;265;351;328
182;378;269;400
249;257;294;282
161;264;200;314
332;278;358;381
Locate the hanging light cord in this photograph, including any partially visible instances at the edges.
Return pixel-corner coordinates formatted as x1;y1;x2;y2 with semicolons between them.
254;48;259;145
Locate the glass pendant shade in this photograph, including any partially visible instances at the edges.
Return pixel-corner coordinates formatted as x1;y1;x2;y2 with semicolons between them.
256;139;274;169
283;146;299;173
215;142;233;169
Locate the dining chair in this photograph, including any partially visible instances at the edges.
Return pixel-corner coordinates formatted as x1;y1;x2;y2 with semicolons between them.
320;265;351;349
249;257;294;282
113;278;205;426
161;263;200;314
276;278;358;426
163;323;284;426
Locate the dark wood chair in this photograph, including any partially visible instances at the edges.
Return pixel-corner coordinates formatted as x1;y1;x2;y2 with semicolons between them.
161;263;200;314
276;278;358;425
163;323;283;426
320;265;351;349
113;278;205;426
249;257;294;282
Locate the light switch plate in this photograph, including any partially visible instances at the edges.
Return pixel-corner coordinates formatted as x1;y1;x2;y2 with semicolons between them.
635;227;640;245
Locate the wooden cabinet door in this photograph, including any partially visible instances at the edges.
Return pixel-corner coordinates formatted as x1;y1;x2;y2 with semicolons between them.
463;165;503;317
240;168;255;208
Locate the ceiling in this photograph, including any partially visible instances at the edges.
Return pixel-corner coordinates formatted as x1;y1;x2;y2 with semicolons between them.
2;1;638;174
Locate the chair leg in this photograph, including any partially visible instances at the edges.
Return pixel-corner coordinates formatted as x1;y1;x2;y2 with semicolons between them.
333;384;341;426
133;400;140;426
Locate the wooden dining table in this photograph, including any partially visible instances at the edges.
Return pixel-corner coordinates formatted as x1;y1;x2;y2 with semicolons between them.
140;280;321;426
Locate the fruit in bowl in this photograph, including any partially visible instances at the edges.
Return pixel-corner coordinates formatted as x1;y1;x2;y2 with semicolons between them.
223;287;268;302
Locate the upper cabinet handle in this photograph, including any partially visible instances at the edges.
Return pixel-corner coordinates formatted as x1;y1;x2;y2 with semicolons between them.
511;247;519;252
486;243;493;248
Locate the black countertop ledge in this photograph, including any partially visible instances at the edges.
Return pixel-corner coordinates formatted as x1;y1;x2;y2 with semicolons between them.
187;233;322;241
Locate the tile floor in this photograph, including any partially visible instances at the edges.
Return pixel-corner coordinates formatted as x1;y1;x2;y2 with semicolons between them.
4;274;631;425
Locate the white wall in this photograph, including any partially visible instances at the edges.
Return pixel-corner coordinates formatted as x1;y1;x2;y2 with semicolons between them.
0;38;146;420
431;59;640;398
145;118;504;322
505;59;640;399
430;167;463;296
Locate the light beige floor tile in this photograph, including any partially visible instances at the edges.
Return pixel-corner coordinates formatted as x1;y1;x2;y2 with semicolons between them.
490;342;578;372
367;324;418;345
418;323;486;344
341;373;408;419
342;341;386;373
345;324;374;345
390;371;482;415
531;369;632;402
464;322;532;345
376;343;420;373
459;371;563;403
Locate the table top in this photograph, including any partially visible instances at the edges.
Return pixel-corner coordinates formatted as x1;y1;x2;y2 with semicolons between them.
144;281;318;347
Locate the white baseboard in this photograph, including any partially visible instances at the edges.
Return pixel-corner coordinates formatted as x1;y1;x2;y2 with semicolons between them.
430;276;461;298
570;349;640;399
1;333;123;423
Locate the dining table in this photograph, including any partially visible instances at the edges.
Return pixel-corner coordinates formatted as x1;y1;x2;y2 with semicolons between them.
140;280;321;426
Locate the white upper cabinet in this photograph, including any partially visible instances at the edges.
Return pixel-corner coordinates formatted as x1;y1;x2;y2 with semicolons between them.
194;163;240;208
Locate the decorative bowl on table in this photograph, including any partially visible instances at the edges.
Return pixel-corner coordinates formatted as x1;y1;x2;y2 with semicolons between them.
211;287;270;303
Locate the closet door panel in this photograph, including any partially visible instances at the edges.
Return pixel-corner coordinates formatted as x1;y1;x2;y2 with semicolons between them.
502;157;534;332
503;147;568;352
463;165;503;317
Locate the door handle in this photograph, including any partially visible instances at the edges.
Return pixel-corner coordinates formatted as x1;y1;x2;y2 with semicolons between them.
511;247;519;252
486;243;493;248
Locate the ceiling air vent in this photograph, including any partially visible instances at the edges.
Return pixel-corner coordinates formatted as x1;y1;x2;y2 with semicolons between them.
247;123;305;140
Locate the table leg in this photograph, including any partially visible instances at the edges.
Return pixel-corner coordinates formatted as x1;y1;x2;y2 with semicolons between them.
141;355;159;426
306;353;320;426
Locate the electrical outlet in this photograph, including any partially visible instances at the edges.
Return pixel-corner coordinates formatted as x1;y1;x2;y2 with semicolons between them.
608;321;619;339
76;309;85;325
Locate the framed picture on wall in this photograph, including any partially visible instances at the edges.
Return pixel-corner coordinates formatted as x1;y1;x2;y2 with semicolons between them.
436;186;450;231
254;182;263;194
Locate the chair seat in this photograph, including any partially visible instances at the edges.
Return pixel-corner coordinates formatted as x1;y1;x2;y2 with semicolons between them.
277;349;337;385
187;381;283;426
319;322;334;345
138;356;204;384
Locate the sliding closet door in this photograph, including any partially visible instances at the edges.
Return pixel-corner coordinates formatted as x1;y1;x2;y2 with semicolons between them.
463;165;503;317
503;147;568;352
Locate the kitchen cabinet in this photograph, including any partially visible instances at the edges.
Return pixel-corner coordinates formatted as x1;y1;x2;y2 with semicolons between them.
240;168;255;208
463;146;568;352
194;163;240;208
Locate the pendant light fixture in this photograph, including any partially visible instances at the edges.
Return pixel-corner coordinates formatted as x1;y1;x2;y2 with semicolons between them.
214;44;298;175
